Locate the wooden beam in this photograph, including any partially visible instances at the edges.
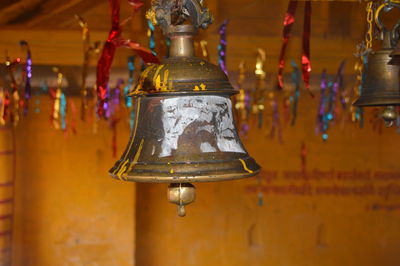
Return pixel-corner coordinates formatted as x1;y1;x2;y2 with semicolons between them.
0;0;44;25
26;0;102;28
0;27;358;74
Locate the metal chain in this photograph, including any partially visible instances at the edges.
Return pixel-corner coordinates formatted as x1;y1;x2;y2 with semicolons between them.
365;1;374;49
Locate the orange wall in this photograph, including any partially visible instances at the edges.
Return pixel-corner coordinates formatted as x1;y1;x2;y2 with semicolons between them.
0;127;15;265
11;97;136;266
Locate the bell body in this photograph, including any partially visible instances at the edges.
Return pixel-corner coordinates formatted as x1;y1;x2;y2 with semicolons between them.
110;25;260;183
110;93;259;182
354;38;400;106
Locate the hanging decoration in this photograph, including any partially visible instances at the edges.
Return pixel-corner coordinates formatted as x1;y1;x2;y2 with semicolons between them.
20;40;32;115
218;20;228;75
290;60;300;126
50;67;67;131
321;80;333;142
0;88;6;126
5;57;21;127
124;56;136;129
316;70;327;136
235;61;248;133
76;14;101;121
331;60;346;120
147;19;156;55
253;48;267;129
276;0;313;97
277;0;297;90
96;0;159;119
351;59;364;127
301;0;313;97
269;92;283;143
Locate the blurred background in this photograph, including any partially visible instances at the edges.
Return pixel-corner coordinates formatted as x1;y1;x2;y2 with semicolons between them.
1;0;400;265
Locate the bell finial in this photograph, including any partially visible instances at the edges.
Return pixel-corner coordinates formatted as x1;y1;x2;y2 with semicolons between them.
146;0;213;35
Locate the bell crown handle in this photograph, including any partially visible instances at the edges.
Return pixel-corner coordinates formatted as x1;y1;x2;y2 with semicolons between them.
374;2;400;47
146;0;214;35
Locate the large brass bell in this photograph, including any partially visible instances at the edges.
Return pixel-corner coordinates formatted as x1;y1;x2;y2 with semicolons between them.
354;3;400;126
109;0;260;216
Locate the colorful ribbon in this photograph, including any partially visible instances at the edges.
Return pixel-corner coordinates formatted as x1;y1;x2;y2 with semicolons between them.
290;60;300;126
277;0;297;90
76;14;101;121
269;93;283;143
316;70;327;135
51;68;67;131
0;88;6;126
60;91;67;131
235;61;247;130
301;1;313;97
96;0;121;118
254;48;266;128
147;20;156;55
5;57;21;126
328;61;345;122
321;80;335;141
218;20;228;75
96;0;159;119
351;50;366;128
20;41;31;115
124;56;136;129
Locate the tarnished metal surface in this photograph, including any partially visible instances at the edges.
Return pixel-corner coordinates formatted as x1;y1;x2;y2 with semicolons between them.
354;31;400;107
109;95;260;182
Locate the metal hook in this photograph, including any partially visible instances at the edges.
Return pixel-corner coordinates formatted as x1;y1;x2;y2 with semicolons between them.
374;3;400;46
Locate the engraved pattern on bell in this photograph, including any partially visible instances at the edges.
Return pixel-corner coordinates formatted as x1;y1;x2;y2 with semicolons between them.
110;95;260;182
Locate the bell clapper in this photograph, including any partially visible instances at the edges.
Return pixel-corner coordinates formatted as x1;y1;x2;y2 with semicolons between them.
167;183;196;217
381;106;398;127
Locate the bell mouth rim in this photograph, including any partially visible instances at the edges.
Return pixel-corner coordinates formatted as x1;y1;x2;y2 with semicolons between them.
353;97;400;107
109;169;260;183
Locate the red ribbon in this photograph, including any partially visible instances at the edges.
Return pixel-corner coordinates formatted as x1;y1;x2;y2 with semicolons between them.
127;0;143;11
277;0;297;90
301;1;313;97
96;0;160;118
2;91;10;123
96;0;121;118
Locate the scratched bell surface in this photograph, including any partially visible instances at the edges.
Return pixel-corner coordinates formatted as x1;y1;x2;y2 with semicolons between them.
110;94;259;182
